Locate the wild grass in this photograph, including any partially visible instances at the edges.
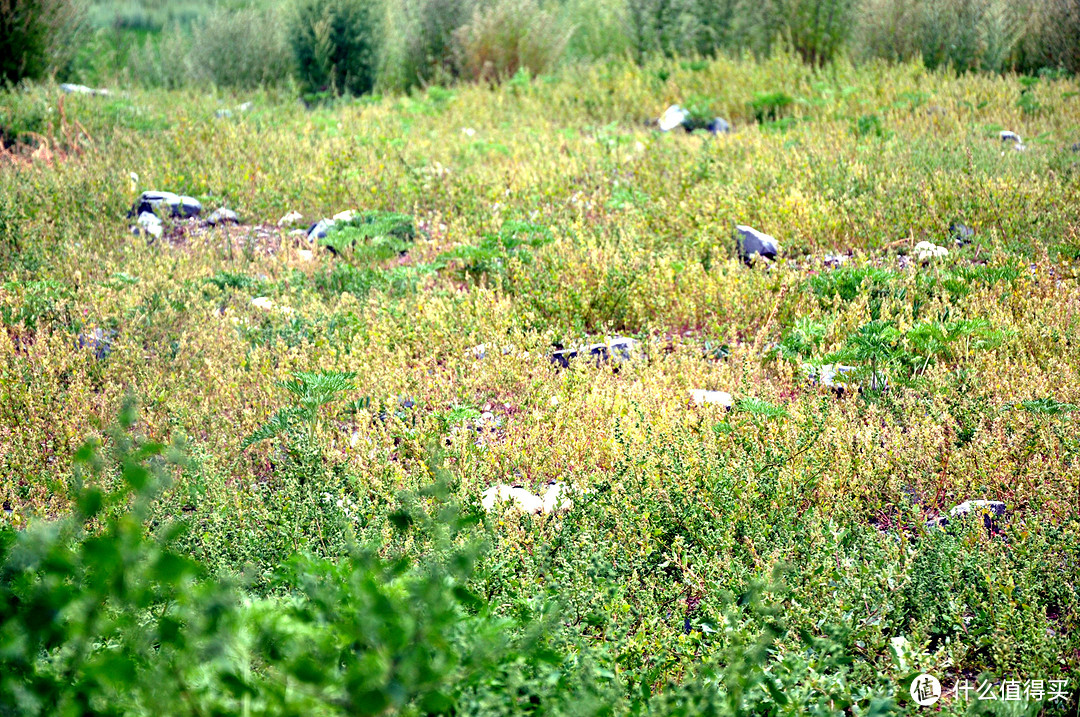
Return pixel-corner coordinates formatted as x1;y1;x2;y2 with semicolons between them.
0;54;1079;713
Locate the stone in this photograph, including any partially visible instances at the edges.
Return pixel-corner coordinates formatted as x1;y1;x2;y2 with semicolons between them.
307;218;335;241
215;109;233;119
296;249;314;262
551;336;637;368
482;484;543;515
278;210;303;227
60;83;108;96
706;117;732;134
129;191;202;219
949;223;974;247
658;104;690;132
206;208;239;226
807;363;856;390
470;344;488;360
999;130;1026;151
928;499;1007;536
914;241;949;260
251;296;295;315
238;102;253;112
332;209;357;222
823;253;850;268
735;225;779;265
689;389;733;408
77;328;116;360
542;482;572;514
131;211;163;239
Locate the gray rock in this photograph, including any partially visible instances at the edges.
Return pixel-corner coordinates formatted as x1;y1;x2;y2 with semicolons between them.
60;83;108;96
551;337;637;368
206;208;240;226
307;218;335;241
928;499;1007;536
735;225;779;265
129;191;202;219
78;328;116;360
131;211;163;239
949;222;974;247
706;117;732;134
999;130;1021;144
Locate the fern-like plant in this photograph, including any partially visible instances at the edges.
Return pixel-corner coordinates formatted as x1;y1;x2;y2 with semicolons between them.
242;370;358;449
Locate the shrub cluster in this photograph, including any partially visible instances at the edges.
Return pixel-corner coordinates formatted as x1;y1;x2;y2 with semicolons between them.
12;0;1077;92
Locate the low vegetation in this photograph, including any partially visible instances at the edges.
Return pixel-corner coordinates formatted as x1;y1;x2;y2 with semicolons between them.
1;36;1079;717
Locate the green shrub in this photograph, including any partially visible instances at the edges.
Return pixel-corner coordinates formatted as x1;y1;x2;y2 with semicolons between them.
187;7;293;89
385;0;473;90
0;0;84;84
290;0;381;97
452;0;569;84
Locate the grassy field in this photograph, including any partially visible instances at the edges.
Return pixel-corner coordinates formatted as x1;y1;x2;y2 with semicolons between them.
1;55;1079;713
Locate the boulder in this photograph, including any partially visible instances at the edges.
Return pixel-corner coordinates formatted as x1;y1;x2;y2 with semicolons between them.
551;336;637;368
129;191;201;219
949;223;974;247
706;117;732;134
541;482;572;514
689;389;733;407
206;208;240;226
928;499;1007;536
735;225;779;265
307;218;335;241
278;210;303;227
658;105;690;132
999;130;1026;151
60;83;108;96
131;211;163;239
77;328;116;360
914;240;949;260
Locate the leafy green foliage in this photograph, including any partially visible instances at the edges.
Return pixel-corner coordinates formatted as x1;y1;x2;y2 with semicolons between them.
242;370;358;448
290;0;381;97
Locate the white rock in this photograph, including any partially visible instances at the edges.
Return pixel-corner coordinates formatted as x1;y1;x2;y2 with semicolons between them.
999;130;1021;144
481;484;543;515
296;249;314;262
542;482;572;514
251;296;295;315
689;389;733;407
914;241;949;260
549;395;560;407
658;104;690;132
462;127;476;137
332;209;356;222
277;210;303;227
